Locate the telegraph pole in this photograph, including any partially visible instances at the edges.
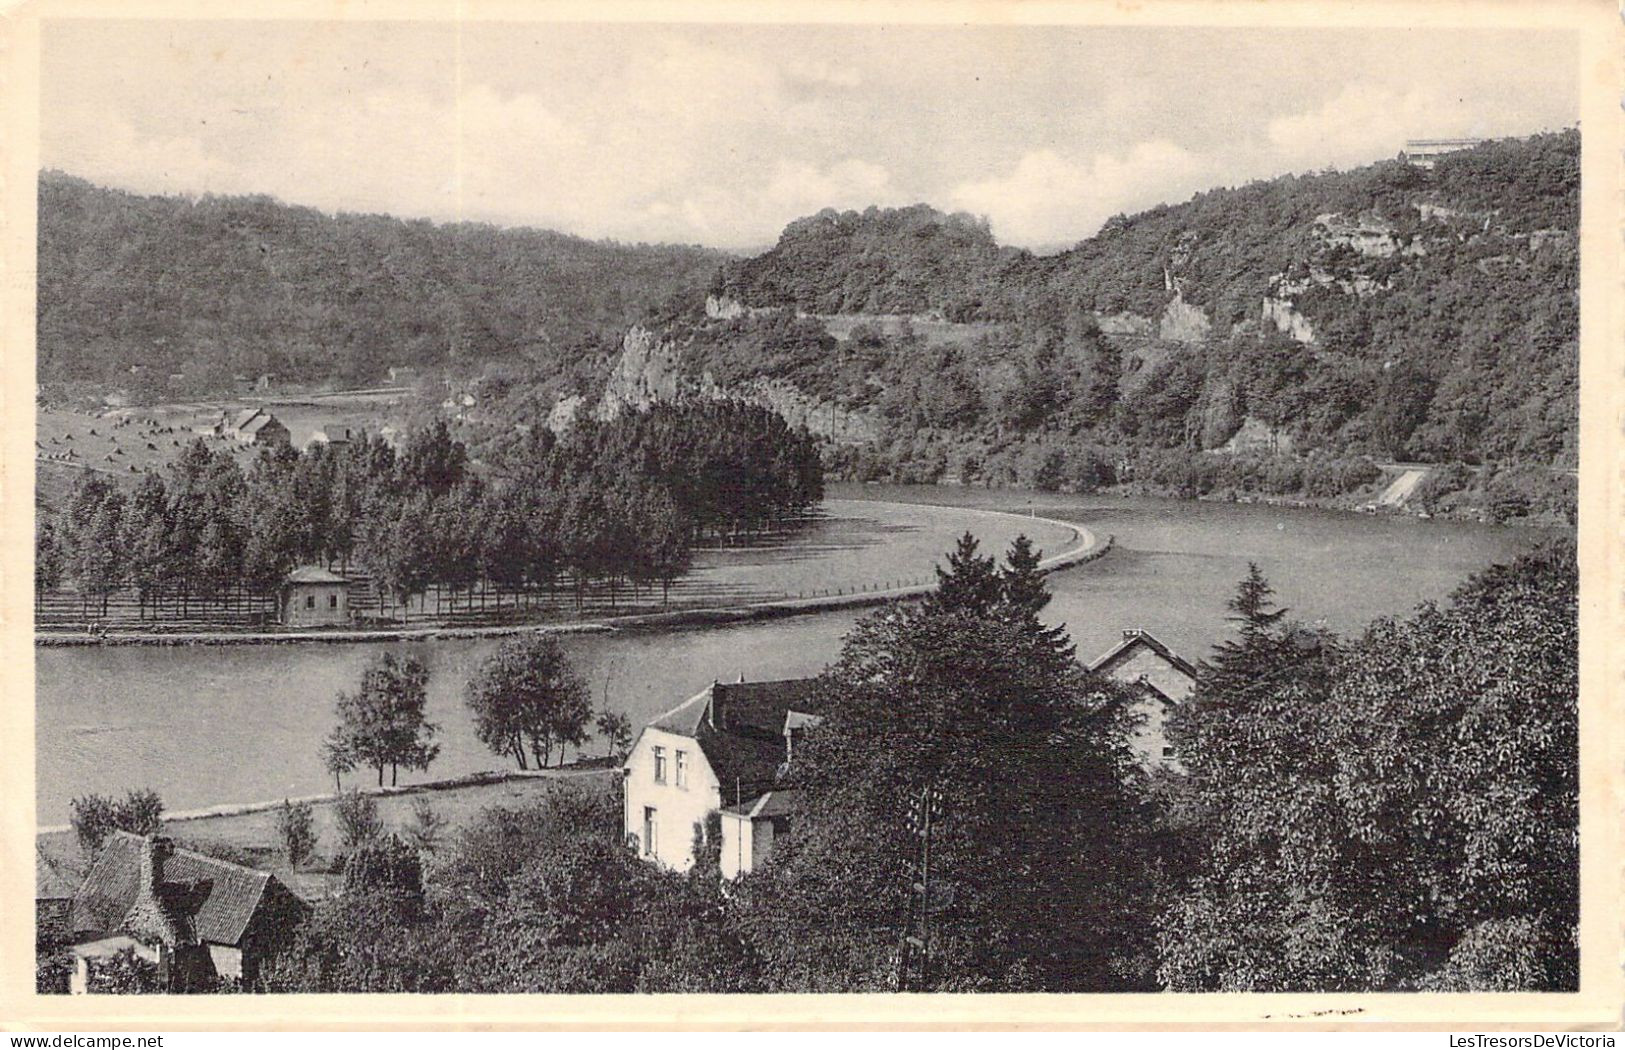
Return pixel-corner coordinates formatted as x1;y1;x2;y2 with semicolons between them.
896;784;944;992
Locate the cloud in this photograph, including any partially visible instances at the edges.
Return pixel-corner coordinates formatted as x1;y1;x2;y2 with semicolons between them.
1264;83;1499;171
40;24;1579;252
621;158;902;247
45;113;238;197
951;141;1216;249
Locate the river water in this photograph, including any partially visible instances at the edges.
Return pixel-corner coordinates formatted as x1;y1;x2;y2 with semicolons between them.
34;485;1542;824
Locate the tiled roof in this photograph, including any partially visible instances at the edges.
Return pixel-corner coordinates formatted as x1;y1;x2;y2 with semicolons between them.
639;678;823;801
36;846;81;900
648;687;712;735
72;832;285;947
284;565;349;585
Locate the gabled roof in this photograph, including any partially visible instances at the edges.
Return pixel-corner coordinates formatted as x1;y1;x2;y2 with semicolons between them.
1088;629;1200;681
284;565;348;585
636;678;823;800
72;832;288;947
239;413;281;435
648;687;713;735
230;408;263;430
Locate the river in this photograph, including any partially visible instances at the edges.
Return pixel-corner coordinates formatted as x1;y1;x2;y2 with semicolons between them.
34;485;1544;824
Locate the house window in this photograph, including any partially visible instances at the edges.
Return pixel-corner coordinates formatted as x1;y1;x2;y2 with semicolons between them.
675;749;688;788
643;807;658;857
653;746;667;784
304;594;315;610
328;593;339;610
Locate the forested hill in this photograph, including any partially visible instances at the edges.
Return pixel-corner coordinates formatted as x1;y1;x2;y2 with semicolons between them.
688;131;1578;494
712;132;1578;327
36;172;729;394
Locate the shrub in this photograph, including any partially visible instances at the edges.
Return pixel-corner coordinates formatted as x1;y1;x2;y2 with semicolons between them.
277;799;317;869
403;796;448;854
86;947;162;994
334;790;382;851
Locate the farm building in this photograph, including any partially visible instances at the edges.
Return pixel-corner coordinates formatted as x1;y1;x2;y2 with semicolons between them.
306;423;359;449
230;409;290;447
69;833;307;993
36;848;79;948
279;566;352;627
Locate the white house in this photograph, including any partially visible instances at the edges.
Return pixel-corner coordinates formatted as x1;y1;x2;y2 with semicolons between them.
623;676;820;876
1087;629;1199;769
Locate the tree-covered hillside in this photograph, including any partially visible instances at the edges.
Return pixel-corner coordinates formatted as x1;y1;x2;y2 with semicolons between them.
36;173;728;395
689;132;1578;496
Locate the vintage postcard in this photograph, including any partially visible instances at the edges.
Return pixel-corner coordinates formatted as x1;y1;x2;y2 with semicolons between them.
1;0;1620;1030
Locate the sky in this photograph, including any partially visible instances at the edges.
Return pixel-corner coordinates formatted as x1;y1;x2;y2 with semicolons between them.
40;20;1579;252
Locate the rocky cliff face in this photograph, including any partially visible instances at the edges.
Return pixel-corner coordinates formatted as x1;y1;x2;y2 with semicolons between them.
596;325;685;420
1157;292;1211;343
567;323;879;443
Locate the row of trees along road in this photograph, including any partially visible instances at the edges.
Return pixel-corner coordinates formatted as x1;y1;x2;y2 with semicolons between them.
37;399;823;621
252;531;1576;994
321;636;636;788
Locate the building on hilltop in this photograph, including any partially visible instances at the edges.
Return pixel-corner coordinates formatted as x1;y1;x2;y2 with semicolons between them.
280;566;352;627
1401;137;1486;169
68;832;308;993
1088;629;1199;769
623;676;822;876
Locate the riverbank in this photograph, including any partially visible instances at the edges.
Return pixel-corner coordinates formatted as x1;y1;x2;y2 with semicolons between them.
36;502;1103;647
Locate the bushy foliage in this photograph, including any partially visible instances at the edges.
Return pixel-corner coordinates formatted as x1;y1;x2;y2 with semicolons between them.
43;399;823;619
85;947;163;994
732;535;1157;991
1157;542;1578;991
70;788;164;855
327;651;439;788
276;798;317;869
333;790;383;852
464;634;592;769
266;779;757;993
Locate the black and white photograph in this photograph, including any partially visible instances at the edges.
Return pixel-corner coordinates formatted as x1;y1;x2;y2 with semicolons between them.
6;0;1620;1027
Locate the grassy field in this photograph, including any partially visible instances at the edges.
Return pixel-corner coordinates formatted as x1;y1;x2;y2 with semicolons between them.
37;768;616;902
35;394;417;513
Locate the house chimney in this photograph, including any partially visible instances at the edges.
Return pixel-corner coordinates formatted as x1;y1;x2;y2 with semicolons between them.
140;835;173;897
